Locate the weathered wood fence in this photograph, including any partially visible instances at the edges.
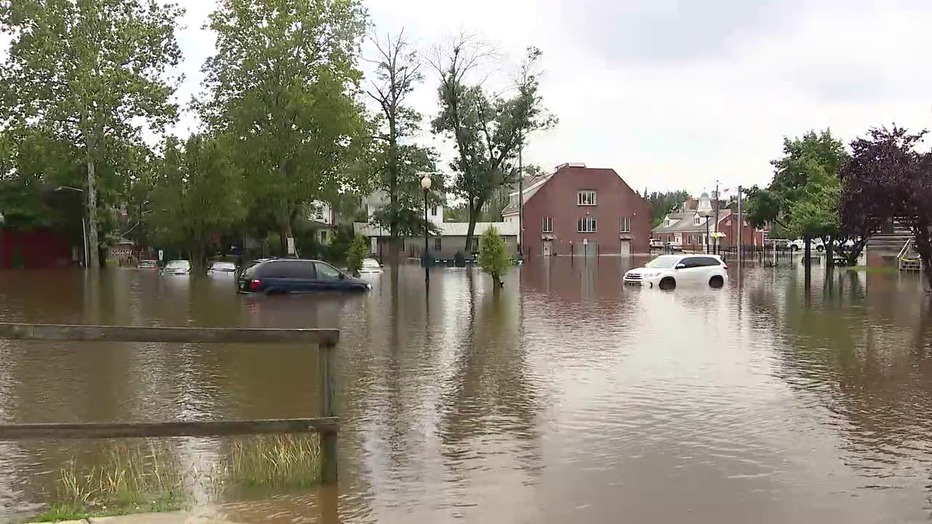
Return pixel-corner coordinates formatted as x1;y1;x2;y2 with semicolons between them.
0;323;340;484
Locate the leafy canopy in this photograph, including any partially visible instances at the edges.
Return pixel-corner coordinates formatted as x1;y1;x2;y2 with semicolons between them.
478;225;511;287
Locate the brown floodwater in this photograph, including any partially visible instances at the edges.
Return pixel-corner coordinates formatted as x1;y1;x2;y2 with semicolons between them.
1;258;931;523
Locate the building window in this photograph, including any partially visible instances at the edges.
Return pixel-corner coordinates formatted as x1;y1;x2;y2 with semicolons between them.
320;230;328;243
620;216;630;233
315;205;324;221
664;218;671;227
432;206;439;217
577;216;597;233
577;190;597;206
434;237;441;251
542;216;553;233
693;215;701;226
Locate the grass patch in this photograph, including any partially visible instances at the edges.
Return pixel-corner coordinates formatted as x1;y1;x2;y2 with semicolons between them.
218;434;321;489
32;441;187;522
845;265;900;274
31;435;322;522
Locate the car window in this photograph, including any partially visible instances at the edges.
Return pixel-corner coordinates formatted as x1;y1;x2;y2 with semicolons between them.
166;260;189;269
692;257;721;267
646;255;679;269
315;262;342;281
261;261;301;278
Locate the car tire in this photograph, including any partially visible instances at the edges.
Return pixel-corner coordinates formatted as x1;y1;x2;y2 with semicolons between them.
659;277;676;291
790;245;799;251
709;276;724;288
816;245;824;252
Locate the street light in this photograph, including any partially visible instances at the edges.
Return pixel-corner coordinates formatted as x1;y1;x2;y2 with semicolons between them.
56;186;89;268
420;174;432;284
697;191;714;254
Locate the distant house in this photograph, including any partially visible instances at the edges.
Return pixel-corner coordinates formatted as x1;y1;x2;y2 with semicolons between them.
306;200;342;245
355;220;517;259
354;190;447;257
502;163;650;256
652;200;765;250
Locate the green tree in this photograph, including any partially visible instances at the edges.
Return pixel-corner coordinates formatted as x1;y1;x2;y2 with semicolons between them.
149;135;244;274
745;130;849;262
644;190;691;228
0;0;184;268
346;233;369;276
478;225;510;289
366;30;439;257
430;39;556;252
199;0;369;256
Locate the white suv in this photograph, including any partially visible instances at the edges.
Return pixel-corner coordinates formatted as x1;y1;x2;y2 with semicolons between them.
624;254;728;290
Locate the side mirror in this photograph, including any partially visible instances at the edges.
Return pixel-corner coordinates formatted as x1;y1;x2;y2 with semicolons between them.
339;273;346;280
675;263;686;270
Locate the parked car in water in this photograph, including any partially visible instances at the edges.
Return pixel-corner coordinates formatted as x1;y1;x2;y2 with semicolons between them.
359;258;383;274
624;254;728;290
649;238;665;249
667;241;683;252
208;261;237;274
238;259;371;294
789;238;825;252
137;260;158;270
162;260;191;275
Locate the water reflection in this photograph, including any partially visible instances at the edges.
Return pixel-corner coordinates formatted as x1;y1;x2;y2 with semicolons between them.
0;262;930;523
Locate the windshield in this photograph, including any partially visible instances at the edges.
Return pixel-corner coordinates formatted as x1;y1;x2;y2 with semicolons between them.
166;260;189;269
212;262;235;270
362;259;380;268
645;256;679;269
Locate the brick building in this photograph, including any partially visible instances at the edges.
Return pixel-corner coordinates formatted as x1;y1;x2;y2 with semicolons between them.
651;199;765;251
502;163;650;256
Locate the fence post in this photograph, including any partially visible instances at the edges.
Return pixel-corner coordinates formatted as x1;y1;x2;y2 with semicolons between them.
319;339;338;484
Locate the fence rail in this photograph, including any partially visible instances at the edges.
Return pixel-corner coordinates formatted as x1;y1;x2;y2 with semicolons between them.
0;322;340;484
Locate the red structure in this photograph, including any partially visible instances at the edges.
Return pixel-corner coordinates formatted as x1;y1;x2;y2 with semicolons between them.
503;163;650;256
0;228;75;268
651;200;766;251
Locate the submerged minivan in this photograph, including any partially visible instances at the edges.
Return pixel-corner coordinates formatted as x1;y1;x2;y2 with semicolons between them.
238;259;371;294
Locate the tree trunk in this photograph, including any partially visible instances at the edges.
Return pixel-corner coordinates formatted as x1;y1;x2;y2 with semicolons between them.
86;156;101;269
914;218;932;293
826;235;834;269
464;201;480;254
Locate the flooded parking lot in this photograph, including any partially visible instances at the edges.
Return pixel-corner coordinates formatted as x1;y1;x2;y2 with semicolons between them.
1;258;931;523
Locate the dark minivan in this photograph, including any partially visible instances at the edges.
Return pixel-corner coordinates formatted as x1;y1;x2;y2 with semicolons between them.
238;259;371;294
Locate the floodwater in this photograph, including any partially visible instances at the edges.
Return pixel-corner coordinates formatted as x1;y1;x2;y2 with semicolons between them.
1;257;931;523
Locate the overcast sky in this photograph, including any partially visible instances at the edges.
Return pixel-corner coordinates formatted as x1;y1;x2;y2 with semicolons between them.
16;0;932;195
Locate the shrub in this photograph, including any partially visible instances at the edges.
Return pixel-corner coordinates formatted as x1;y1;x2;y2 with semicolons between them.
478;226;510;288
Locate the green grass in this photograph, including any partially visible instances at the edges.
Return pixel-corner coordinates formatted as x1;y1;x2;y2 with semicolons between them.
31;435;323;522
218;434;321;489
845;265;900;274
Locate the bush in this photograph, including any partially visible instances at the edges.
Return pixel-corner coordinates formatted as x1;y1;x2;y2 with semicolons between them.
478;226;510;288
454;251;466;267
346;233;369;276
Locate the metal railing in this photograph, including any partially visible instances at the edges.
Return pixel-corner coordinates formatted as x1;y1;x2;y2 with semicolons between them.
0;323;340;484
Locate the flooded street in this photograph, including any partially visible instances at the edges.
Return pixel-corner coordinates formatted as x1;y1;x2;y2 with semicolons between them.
1;258;931;523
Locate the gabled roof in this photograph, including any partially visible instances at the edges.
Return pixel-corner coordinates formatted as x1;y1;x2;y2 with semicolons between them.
355;221;517;237
652;209;734;234
502;164;638;215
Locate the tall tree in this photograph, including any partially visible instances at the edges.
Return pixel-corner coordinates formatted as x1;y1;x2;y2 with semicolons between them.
199;0;369;256
366;30;438;257
149;135;244;274
430;38;556;252
644;190;691;228
840;126;932;290
0;0;184;268
745;130;849;261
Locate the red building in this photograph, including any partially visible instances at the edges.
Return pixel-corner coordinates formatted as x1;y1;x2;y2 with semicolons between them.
0;228;74;268
651;199;766;251
502;163;650;256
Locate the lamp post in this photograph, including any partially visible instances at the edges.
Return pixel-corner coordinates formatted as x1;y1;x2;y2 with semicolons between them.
420;174;432;284
697;191;713;254
56;186;89;268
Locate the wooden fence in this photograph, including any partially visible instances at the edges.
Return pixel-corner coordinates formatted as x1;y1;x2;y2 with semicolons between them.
0;323;340;484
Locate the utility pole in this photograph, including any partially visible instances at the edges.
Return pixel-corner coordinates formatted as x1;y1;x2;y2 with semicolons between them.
713;180;720;255
737;185;743;268
518;143;524;258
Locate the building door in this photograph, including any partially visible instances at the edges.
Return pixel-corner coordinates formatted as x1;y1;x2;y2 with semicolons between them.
542;241;553;257
620;240;631;256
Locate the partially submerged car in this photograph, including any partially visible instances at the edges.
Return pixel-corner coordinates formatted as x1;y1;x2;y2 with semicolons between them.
624;254;728;290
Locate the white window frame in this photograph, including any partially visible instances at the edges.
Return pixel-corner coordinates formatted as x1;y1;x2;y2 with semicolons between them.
542;216;554;233
621;216;630;233
577;190;597;206
693;215;701;226
577;216;597;233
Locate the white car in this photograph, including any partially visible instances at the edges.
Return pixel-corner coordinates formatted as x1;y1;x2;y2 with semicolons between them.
624;254;728;290
789;238;825;252
163;260;191;275
359;258;383;274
